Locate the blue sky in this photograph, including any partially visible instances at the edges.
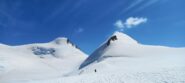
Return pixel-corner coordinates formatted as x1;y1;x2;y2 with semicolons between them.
0;0;185;54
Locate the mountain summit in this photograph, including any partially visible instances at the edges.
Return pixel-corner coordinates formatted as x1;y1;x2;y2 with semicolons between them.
79;31;139;69
53;37;68;45
110;31;138;44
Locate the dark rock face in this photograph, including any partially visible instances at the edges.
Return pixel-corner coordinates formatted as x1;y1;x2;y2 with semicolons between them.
67;39;79;49
107;35;118;46
32;47;55;58
54;38;80;49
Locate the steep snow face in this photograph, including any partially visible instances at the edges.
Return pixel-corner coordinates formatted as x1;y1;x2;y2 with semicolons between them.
79;31;185;73
0;37;87;82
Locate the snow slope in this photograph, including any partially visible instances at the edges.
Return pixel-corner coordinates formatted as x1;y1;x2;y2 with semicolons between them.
1;31;185;83
16;68;185;83
0;37;87;82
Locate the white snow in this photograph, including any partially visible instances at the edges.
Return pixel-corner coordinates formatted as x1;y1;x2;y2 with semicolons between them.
0;32;185;83
0;37;87;82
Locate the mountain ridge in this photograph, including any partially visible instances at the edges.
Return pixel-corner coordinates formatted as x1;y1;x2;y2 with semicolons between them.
0;32;185;83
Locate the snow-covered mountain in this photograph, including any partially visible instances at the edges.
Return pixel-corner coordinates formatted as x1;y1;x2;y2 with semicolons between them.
0;37;87;82
1;32;185;83
79;31;139;69
79;31;185;72
67;31;185;83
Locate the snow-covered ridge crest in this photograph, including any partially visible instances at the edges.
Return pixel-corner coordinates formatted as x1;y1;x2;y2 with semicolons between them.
111;31;138;44
52;37;68;45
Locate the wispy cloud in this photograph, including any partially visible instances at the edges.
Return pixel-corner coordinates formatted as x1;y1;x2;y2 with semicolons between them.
125;17;147;28
43;0;87;23
120;0;160;15
114;17;148;31
76;28;84;33
124;0;145;12
135;0;159;12
114;20;124;28
119;0;145;15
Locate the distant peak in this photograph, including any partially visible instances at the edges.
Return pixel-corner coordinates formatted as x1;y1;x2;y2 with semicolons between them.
52;37;79;49
53;37;68;45
112;31;130;37
55;37;68;41
108;31;138;45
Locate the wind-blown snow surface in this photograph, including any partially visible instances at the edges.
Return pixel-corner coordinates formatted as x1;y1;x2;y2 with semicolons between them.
1;32;185;83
